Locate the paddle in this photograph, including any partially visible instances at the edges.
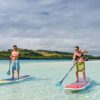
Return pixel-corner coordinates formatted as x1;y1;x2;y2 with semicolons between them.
7;60;11;75
56;60;78;87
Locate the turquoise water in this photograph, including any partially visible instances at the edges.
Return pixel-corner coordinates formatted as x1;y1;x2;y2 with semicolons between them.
0;60;100;100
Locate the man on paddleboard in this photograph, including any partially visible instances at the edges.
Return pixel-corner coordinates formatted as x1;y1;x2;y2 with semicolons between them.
73;46;88;82
10;45;20;79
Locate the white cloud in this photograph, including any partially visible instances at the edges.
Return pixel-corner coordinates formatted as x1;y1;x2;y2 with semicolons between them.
0;0;100;55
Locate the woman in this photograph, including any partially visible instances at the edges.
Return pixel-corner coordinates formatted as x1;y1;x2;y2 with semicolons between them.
73;46;88;82
10;45;20;79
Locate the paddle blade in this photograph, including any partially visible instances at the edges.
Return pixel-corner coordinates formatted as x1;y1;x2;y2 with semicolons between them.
7;71;10;75
56;81;62;87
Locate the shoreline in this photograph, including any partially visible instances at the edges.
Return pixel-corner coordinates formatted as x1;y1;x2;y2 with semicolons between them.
0;58;100;61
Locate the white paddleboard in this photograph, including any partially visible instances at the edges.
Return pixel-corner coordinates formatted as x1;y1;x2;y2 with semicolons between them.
64;78;91;91
0;75;31;85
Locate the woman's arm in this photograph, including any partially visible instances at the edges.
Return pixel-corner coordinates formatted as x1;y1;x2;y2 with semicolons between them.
72;52;76;63
81;50;88;54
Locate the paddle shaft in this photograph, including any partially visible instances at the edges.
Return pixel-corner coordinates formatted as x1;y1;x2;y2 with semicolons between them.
60;61;78;83
9;60;11;70
7;59;11;75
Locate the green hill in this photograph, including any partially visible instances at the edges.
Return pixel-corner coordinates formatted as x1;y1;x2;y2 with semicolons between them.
0;48;99;60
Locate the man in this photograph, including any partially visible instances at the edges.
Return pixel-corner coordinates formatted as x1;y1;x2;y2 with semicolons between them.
10;45;20;79
73;46;88;82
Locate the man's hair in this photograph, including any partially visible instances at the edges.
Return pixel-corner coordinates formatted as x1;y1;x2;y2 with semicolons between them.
13;45;17;48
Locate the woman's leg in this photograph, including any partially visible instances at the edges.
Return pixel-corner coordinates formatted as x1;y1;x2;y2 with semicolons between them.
76;64;79;82
76;71;79;82
83;69;86;81
82;63;86;81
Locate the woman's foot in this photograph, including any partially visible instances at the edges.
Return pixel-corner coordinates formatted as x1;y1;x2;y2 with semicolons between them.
76;80;79;82
84;79;87;82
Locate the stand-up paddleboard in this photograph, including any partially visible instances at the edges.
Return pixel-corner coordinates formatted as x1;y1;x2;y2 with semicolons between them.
64;78;91;91
0;75;31;85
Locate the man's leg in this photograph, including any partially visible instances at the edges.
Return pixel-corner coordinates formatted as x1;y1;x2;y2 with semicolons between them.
17;69;19;79
12;69;14;79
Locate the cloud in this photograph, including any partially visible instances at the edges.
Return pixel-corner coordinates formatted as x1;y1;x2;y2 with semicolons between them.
0;0;99;55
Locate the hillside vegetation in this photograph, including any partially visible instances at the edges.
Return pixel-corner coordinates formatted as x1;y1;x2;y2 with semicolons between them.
0;48;99;60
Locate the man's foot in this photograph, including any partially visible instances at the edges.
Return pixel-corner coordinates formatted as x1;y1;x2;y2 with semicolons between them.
17;77;19;79
11;77;14;80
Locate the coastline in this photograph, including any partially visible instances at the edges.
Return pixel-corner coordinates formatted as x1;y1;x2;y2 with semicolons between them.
0;48;100;60
0;58;100;61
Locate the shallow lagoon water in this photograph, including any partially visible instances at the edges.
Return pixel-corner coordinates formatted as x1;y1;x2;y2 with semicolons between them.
0;60;100;100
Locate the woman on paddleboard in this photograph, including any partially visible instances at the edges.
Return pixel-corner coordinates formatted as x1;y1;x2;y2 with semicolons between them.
73;46;88;82
10;45;20;79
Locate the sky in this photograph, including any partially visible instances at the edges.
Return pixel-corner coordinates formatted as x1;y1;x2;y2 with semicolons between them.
0;0;100;55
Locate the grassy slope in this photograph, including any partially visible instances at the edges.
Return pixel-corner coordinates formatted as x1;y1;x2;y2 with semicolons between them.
0;48;99;60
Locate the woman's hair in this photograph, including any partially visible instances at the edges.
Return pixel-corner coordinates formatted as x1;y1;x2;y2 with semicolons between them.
75;46;79;49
